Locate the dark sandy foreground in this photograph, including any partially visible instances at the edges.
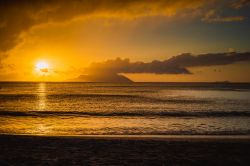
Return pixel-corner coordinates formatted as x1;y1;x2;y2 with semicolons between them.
0;135;250;166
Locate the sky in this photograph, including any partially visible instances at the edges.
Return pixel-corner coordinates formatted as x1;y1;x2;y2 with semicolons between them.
0;0;250;82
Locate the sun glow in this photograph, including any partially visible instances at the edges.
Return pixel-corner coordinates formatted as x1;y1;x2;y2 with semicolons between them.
36;61;49;73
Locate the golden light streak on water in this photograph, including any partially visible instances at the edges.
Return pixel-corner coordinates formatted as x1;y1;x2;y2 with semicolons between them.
37;82;47;111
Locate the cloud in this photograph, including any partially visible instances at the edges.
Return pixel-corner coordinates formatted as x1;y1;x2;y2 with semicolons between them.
230;0;250;9
85;58;191;74
0;0;207;54
165;52;250;67
0;52;8;69
202;9;245;23
40;68;48;73
0;0;248;60
85;52;250;74
2;1;247;55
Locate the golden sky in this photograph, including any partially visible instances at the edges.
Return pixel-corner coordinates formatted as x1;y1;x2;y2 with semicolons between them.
0;0;250;82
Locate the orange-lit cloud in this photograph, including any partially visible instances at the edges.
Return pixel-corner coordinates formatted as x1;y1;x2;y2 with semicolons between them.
202;10;245;23
230;0;250;9
0;0;229;57
1;0;249;59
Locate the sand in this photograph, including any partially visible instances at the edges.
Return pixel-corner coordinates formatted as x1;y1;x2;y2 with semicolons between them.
0;135;250;165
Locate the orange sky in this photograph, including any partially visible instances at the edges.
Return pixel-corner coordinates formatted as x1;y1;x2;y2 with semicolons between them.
1;0;250;82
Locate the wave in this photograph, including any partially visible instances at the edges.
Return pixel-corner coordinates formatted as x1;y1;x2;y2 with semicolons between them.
1;110;250;117
0;93;212;104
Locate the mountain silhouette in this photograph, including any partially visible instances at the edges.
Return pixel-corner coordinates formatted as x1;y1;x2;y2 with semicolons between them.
68;73;133;83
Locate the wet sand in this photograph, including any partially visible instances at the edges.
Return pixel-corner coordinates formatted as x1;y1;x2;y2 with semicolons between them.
0;135;250;165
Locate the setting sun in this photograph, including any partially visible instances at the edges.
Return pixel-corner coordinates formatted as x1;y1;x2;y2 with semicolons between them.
36;61;49;73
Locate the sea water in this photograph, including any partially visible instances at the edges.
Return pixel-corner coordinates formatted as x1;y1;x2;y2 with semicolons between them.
0;82;250;135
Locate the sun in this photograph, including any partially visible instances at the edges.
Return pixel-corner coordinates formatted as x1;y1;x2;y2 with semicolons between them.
36;61;49;73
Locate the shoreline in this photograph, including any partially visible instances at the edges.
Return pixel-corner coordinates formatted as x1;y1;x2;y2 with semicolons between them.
1;134;250;140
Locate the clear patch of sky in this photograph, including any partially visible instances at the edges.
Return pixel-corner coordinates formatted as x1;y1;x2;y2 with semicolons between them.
123;13;250;61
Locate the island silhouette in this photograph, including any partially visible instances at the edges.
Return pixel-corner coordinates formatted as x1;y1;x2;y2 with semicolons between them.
68;73;133;83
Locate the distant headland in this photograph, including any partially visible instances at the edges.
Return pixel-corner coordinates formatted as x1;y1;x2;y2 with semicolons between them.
67;73;133;83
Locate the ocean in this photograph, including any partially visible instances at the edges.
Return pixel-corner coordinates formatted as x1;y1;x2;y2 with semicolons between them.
0;82;250;136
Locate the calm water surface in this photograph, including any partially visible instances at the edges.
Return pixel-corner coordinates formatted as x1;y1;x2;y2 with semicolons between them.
0;82;250;135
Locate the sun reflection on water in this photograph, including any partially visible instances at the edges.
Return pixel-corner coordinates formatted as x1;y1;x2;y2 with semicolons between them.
37;82;47;111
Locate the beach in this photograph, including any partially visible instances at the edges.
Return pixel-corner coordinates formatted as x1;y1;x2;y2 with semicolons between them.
0;135;250;165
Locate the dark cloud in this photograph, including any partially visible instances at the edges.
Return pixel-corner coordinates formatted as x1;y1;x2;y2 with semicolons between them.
202;9;245;23
1;0;248;58
85;52;250;74
166;52;250;67
0;0;207;54
230;0;250;9
85;58;191;74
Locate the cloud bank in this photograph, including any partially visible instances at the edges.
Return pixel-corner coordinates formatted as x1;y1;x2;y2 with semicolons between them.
230;0;250;9
0;0;248;58
202;10;245;23
85;52;250;74
0;0;206;54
